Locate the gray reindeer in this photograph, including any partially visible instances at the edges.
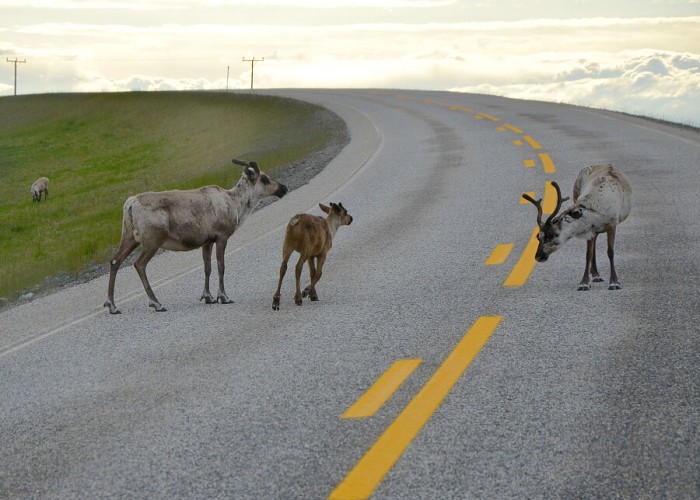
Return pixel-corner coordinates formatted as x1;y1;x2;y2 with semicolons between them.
104;160;287;314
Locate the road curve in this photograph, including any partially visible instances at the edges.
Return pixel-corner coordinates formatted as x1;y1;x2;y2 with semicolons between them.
1;90;698;499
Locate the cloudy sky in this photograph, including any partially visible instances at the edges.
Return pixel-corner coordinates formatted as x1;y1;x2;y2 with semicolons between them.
1;0;699;125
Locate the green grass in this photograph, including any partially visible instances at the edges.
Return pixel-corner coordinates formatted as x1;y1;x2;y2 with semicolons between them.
0;91;344;300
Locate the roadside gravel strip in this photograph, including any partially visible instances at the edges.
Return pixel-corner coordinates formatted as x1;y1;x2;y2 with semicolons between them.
0;92;381;355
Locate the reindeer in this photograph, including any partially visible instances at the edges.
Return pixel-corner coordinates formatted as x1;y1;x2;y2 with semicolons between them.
31;177;49;202
522;164;632;290
104;160;288;314
272;202;353;310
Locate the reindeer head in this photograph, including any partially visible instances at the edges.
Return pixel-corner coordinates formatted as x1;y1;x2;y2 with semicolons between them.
522;182;570;262
233;159;288;198
320;202;353;226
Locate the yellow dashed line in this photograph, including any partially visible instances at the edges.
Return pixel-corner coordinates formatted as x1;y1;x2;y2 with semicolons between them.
503;228;539;287
503;124;523;134
539;153;556;173
342;359;421;419
485;244;514;265
523;135;542;150
330;316;502;500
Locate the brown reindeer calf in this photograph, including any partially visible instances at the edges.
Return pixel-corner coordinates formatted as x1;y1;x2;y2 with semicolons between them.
272;203;353;310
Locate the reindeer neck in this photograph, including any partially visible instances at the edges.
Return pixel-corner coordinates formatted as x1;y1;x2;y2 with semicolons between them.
560;205;608;241
228;178;259;214
325;216;344;239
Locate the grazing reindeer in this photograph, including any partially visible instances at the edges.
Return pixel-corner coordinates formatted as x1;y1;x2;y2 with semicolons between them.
104;159;288;314
522;164;632;290
31;177;49;202
272;203;353;310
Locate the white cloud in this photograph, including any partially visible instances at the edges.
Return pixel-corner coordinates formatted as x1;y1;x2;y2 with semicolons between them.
451;51;700;126
2;13;699;126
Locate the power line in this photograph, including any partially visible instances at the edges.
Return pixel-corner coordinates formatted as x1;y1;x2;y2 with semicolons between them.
6;58;26;96
242;56;264;90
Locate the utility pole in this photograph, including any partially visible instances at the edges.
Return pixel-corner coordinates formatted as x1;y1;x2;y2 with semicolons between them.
6;58;26;96
242;56;264;90
226;65;230;90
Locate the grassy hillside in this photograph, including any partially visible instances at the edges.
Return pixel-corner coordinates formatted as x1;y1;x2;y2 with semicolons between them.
0;91;346;301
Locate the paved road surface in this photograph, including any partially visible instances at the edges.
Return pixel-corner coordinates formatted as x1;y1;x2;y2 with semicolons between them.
1;90;698;498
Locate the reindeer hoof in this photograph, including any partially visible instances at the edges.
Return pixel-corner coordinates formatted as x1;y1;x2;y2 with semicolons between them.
302;287;310;298
104;300;121;315
608;283;622;290
577;284;591;291
217;296;234;304
592;276;604;283
272;297;280;310
200;294;216;304
149;301;167;312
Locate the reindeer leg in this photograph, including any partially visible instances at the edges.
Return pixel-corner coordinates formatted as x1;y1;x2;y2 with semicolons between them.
304;255;324;301
606;227;622;290
590;234;603;282
104;236;139;314
200;243;216;303
273;247;293;310
578;238;595;291
303;256;318;300
133;244;166;311
294;253;307;306
215;239;233;304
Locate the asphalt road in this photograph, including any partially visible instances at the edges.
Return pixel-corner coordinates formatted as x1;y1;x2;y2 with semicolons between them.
1;90;698;499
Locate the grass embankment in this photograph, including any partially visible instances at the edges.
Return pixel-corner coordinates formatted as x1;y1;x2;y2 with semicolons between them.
0;91;343;301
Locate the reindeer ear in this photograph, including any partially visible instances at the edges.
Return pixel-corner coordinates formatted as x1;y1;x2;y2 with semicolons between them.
319;203;331;214
244;167;257;181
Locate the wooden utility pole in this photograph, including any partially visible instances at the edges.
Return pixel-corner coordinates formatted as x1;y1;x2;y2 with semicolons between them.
6;58;26;96
242;56;264;90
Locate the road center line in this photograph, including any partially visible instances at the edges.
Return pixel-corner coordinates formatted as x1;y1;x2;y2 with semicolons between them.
342;359;421;419
485;243;514;265
523;135;542;150
503;228;539;287
539;152;556;173
329;316;502;500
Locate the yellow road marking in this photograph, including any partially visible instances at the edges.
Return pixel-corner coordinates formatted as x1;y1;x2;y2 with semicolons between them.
539;153;556;173
523;159;536;168
503;123;523;134
423;99;448;106
449;105;473;112
329;316;502;500
474;113;500;122
523;135;542;150
513;139;524;146
543;180;558;214
342;360;421;419
485;243;514;265
503;228;539;287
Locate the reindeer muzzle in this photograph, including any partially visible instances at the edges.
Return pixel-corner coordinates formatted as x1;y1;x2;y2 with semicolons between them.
275;183;289;198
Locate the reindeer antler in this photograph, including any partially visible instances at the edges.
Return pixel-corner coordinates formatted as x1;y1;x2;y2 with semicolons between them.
232;159;260;173
545;181;570;225
522;193;544;226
